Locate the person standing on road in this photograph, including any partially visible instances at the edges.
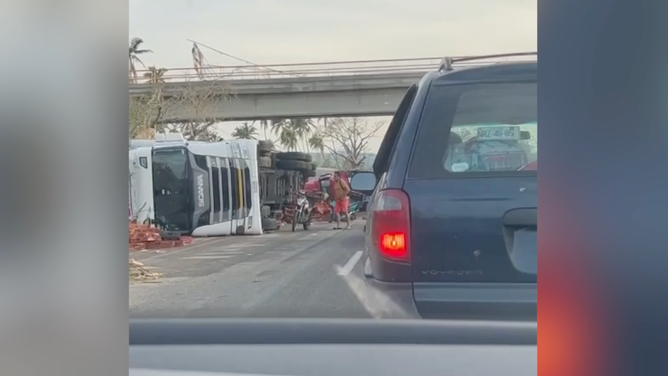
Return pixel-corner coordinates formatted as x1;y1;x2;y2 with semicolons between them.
332;171;350;230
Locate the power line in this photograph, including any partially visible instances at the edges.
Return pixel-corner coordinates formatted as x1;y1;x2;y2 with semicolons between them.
186;39;259;66
185;39;296;76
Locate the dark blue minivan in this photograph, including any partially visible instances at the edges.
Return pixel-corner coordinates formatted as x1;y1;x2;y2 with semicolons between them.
351;53;537;320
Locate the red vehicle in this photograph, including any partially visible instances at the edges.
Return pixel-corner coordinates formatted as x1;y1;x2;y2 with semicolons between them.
303;171;350;196
302;170;357;222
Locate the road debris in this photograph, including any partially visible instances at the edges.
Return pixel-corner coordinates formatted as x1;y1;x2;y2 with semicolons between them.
129;221;193;251
129;258;161;281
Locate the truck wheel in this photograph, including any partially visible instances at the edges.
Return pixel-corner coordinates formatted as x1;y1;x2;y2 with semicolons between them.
258;140;274;152
258;156;272;168
276;152;312;162
276;160;310;171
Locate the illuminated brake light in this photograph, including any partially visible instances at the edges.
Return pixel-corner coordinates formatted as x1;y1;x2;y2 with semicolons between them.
380;233;407;258
371;189;411;262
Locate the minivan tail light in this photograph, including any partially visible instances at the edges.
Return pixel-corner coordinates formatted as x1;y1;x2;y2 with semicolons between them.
371;189;411;263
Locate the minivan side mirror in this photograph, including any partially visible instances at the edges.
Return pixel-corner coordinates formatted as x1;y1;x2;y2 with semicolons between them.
350;171;377;192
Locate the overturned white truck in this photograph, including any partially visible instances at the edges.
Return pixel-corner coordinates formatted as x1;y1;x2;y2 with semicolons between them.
129;134;263;236
129;134;317;236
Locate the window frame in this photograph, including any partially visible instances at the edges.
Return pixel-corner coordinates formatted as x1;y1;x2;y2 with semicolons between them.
230;162;240;220
151;147;193;232
210;158;222;221
220;159;231;222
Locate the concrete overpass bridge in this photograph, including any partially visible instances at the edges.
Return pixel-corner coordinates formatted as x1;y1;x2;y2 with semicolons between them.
128;54;536;122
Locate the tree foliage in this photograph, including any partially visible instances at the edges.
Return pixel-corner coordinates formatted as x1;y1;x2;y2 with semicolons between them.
129;38;152;83
310;117;383;169
130;81;229;141
143;66;166;84
232;121;259;139
268;118;317;151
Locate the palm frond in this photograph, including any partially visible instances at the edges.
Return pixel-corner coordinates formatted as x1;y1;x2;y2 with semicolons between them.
130;37;143;49
131;55;147;68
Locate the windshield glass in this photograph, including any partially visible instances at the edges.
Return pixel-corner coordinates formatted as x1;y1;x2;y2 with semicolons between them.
409;82;537;178
152;148;191;232
446;122;537;172
445;83;537;173
129;1;537;322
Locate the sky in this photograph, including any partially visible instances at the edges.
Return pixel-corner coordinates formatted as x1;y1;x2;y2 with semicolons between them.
129;0;536;151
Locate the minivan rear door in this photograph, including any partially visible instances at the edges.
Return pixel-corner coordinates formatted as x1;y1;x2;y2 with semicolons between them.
404;77;537;315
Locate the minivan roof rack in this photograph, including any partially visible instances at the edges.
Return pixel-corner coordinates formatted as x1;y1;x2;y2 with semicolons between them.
438;52;537;72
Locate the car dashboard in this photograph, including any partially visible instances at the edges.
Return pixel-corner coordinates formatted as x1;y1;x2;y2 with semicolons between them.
129;318;537;376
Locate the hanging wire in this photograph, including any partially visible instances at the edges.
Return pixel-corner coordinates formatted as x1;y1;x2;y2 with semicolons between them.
186;39;299;78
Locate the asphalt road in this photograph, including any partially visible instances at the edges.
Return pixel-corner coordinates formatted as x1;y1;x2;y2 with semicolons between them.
129;221;375;318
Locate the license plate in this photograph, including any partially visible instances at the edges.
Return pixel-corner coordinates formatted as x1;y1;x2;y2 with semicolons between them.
477;126;520;140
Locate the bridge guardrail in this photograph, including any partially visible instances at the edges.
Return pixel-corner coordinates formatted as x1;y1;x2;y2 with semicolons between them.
131;54;536;84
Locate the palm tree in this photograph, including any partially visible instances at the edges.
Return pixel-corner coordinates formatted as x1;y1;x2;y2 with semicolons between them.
308;134;324;151
270;118;286;135
143;66;167;84
308;133;327;166
270;118;315;151
259;120;273;140
278;126;299;150
232;122;259;139
129;38;152;83
291;119;316;150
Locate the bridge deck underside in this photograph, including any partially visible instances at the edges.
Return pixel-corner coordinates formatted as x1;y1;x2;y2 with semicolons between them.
130;72;424;122
158;88;404;122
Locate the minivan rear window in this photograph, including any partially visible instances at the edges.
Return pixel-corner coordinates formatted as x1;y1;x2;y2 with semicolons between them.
409;82;537;178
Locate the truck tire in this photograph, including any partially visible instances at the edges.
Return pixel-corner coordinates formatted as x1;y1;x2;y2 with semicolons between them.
258;140;274;152
276;160;310;171
311;163;317;170
258;156;272;168
276;152;312;162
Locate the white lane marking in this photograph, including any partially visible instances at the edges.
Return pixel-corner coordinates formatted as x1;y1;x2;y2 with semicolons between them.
179;255;232;260
140;236;234;261
337;251;363;276
337;267;413;319
199;251;244;255
223;243;266;248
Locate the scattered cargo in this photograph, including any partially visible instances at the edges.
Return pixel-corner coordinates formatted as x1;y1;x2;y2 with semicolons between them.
129;221;193;251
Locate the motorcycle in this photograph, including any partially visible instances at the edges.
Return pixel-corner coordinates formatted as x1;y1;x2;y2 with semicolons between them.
291;190;312;232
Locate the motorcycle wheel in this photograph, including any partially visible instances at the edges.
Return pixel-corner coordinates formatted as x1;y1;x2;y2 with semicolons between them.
303;212;311;230
292;213;299;232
